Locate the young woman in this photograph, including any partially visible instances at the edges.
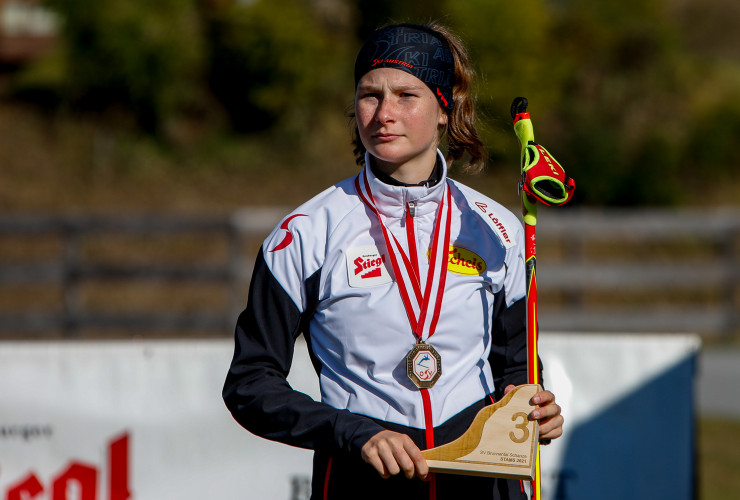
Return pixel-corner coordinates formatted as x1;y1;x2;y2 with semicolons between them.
223;22;563;500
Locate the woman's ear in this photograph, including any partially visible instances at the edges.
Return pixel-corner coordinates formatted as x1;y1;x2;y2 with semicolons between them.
439;112;448;126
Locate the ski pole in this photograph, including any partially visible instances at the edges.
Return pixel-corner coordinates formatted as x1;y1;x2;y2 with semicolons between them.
511;97;575;500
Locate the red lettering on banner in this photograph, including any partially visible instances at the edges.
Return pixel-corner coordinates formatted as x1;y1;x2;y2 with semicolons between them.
108;434;130;500
52;462;98;500
6;473;43;500
2;432;131;500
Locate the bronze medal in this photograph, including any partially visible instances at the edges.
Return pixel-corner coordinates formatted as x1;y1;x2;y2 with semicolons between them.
406;342;442;389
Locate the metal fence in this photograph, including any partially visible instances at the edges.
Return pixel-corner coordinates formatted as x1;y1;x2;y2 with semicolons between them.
0;208;737;340
532;208;739;338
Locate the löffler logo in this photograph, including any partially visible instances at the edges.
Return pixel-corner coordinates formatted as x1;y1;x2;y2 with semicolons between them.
473;202;514;249
269;214;307;252
347;246;392;288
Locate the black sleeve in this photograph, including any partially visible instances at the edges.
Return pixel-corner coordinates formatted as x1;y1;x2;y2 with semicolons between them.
488;293;544;401
222;247;385;455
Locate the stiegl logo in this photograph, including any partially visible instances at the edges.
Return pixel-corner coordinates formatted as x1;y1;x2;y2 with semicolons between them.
2;432;131;500
347;246;392;288
354;254;386;279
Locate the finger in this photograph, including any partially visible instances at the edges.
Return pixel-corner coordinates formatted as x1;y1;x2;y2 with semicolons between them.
392;435;429;479
361;446;390;478
538;414;564;440
391;441;417;479
362;445;390;478
361;431;429;480
404;440;429;479
362;432;398;478
370;455;392;478
375;440;402;477
528;392;563;442
504;384;516;395
529;390;558;420
531;389;555;406
531;401;560;421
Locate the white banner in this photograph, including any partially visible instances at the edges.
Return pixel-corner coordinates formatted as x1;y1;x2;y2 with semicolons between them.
538;333;700;500
0;341;316;500
0;334;699;500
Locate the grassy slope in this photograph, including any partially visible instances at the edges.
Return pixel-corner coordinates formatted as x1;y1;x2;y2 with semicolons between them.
699;417;740;500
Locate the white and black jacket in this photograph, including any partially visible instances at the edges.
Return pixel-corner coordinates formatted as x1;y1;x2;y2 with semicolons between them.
223;151;533;467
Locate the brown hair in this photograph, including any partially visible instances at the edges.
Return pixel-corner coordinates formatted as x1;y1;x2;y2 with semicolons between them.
350;22;487;174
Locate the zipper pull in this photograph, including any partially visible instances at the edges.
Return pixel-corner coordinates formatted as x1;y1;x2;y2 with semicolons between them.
407;201;416;218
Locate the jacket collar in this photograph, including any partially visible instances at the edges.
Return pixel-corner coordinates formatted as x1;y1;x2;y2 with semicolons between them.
362;150;448;219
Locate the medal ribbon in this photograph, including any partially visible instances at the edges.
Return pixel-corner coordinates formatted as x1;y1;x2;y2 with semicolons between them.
354;169;452;341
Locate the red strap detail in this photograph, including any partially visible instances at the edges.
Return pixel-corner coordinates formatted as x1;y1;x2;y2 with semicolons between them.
512;112;530;124
415;191;445;333
363;177;422;303
323;457;333;500
425;189;452;336
421;389;436;500
355;176;420;331
421;389;435;448
357;175;423;301
355;172;451;341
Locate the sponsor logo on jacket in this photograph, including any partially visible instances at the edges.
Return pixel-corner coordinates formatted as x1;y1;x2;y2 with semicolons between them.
347;246;392;287
269;214;307;252
472;202;515;249
427;246;486;275
447;246;486;275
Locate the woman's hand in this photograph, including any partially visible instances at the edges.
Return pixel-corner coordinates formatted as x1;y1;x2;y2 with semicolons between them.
361;430;429;480
505;384;564;443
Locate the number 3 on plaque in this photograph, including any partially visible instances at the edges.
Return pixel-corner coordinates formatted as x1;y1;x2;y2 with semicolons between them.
509;412;530;443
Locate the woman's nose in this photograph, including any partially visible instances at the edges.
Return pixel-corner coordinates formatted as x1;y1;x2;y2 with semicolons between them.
375;95;396;123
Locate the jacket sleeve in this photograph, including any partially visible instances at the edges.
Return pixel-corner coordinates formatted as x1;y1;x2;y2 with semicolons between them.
222;247;385;455
489;295;535;400
488;222;544;400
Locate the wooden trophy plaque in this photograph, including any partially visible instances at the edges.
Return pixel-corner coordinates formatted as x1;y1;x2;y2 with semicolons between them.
421;384;540;480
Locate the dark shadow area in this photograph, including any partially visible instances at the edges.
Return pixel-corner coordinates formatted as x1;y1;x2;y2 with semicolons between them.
550;353;697;500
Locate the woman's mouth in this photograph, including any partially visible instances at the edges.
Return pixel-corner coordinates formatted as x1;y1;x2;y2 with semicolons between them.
373;133;401;142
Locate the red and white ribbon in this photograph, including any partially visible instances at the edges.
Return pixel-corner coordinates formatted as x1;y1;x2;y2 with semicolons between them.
354;170;452;342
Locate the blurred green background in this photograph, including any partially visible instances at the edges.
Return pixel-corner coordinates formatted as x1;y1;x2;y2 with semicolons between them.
2;0;740;213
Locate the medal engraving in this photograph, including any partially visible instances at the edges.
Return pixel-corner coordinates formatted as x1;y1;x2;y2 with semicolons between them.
406;343;442;389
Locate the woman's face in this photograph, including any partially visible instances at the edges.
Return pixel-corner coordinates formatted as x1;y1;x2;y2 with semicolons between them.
355;68;447;178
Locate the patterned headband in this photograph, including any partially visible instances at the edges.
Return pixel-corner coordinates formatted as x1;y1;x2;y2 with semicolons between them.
354;24;455;111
